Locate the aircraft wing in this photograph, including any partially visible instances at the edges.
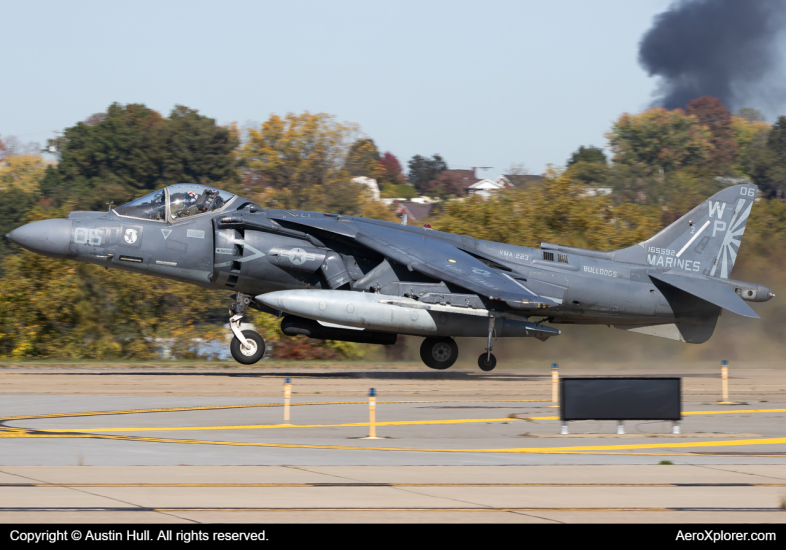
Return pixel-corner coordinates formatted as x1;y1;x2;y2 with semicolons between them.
648;271;759;319
272;214;555;309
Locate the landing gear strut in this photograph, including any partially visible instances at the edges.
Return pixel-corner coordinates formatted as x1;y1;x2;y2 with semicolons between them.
477;315;497;372
228;293;266;364
420;337;458;370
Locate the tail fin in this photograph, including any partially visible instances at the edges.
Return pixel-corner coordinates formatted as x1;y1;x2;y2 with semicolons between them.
618;183;757;279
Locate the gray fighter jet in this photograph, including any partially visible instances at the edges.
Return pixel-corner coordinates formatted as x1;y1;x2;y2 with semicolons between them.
6;182;774;370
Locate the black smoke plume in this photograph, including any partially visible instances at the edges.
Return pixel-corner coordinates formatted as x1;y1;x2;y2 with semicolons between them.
639;0;786;113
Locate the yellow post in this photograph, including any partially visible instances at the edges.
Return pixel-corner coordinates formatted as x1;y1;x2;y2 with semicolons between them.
369;388;376;438
548;363;559;407
720;360;731;404
362;388;382;439
284;377;292;424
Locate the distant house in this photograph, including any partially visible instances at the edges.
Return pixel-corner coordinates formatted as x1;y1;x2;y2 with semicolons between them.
442;168;482;188
498;174;544;188
466;178;511;198
395;202;433;222
577;186;613;198
381;196;438;206
465;172;544;199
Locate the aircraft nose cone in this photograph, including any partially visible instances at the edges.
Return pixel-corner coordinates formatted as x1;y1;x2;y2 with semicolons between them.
6;219;73;259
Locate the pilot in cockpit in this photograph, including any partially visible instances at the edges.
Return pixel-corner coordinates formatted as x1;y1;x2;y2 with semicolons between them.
172;188;225;219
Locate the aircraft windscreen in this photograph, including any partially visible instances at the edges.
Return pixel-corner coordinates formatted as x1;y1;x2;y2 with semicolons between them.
169;184;234;220
114;190;167;221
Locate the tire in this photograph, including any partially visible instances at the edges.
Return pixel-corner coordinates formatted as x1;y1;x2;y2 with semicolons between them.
478;353;497;372
230;330;266;365
420;337;458;370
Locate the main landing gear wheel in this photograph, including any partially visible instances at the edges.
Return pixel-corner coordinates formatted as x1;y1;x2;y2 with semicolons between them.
230;330;266;364
420;337;459;370
478;353;497;372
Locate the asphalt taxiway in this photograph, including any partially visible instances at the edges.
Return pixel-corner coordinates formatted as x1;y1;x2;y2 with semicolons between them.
1;361;785;523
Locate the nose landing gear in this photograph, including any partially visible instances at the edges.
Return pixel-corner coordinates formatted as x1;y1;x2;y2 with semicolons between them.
228;293;266;364
478;353;497;371
478;315;497;371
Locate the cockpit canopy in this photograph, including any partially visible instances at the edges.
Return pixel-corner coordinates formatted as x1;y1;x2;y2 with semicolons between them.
113;184;235;221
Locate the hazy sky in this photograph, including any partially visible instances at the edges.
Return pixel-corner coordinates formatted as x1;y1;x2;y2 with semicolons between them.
2;0;674;175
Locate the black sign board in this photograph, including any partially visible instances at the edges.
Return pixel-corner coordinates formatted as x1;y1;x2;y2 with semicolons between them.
560;377;681;421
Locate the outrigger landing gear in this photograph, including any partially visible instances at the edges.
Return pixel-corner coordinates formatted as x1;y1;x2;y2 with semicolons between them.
228;293;266;364
478;315;497;372
420;337;459;370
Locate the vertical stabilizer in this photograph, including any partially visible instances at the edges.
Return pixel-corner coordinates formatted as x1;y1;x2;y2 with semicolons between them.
617;183;757;279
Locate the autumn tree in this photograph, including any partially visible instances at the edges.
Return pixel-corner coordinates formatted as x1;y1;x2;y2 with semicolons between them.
0;150;50;264
686;96;737;170
0;154;47;194
344;138;381;178
378;151;406;185
241;112;356;210
436;169;660;251
420;171;467;198
407;154;447;192
606;108;713;173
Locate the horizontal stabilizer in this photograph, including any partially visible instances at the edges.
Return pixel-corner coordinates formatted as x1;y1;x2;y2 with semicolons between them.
648;271;759;319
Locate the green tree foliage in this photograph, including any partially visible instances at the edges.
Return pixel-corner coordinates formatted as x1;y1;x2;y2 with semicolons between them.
737;116;786;198
567;145;607;166
41;103;238;211
0;189;38;263
564;161;611;187
764;116;786;196
736;108;767;123
607;108;713;173
407;154;447;192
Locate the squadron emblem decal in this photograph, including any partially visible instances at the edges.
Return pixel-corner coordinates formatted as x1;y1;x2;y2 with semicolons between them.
123;228;138;244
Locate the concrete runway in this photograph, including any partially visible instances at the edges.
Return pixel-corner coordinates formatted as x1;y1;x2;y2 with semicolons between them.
1;361;785;523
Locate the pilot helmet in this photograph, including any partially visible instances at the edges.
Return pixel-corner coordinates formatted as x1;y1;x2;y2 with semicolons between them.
185;191;198;204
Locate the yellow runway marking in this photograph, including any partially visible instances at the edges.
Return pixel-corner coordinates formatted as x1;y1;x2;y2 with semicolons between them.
153;506;779;512
6;482;785;488
20;430;786;454
5;404;786;455
43;418;524;432
38;407;786;433
0;399;546;422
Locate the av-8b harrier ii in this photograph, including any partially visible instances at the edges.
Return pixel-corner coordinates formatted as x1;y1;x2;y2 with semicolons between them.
6;182;774;370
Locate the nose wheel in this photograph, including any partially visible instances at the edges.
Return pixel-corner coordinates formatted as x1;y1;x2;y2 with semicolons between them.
477;315;497;371
227;293;266;365
420;337;458;370
230;329;266;364
478;353;497;371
